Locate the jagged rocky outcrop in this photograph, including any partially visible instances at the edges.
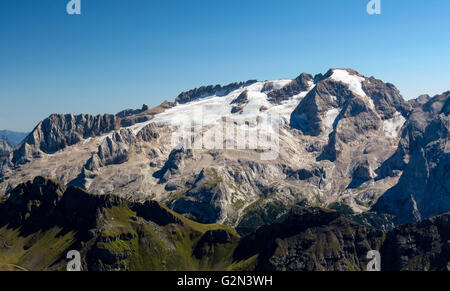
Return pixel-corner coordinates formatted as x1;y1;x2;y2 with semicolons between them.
118;101;175;127
230;90;249;114
0;176;67;226
116;104;150;118
380;213;450;271
348;160;376;189
86;129;136;171
0;138;12;157
6;102;173;166
175;80;258;104
267;73;313;104
70;123;161;190
373;92;450;224
10;114;120;165
291;69;410;138
234;207;385;271
172;168;225;224
153;148;194;184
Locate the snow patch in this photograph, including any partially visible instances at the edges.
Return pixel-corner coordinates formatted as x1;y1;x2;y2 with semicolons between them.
330;69;366;97
266;85;315;126
272;79;292;89
383;113;406;138
128;120;154;135
330;69;375;110
324;108;341;129
152;80;315;129
98;132;114;143
148;80;316;149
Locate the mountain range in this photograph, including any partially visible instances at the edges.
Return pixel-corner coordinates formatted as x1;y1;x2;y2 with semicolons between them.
0;130;28;147
0;68;449;270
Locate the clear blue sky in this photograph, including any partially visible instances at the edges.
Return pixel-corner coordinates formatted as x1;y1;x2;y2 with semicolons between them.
1;0;449;132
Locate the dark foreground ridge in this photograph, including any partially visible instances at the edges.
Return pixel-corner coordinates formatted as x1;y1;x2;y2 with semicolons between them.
0;177;448;271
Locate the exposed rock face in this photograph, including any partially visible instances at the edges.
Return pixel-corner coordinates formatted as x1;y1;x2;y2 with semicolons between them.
348;160;376;189
153;148;194;184
362;76;411;118
116;104;149;118
291;78;350;137
380;213;450;271
230;90;249;114
234;207;384;271
10;114;120;165
290;69;410;139
0;176;66;226
261;82;274;93
118;101;176;127
373;92;450;224
0;138;12;157
175;80;258;104
172;168;225;224
267;73;313;104
6;101;174;166
86;129;136;171
70;123;161;190
408;94;431;109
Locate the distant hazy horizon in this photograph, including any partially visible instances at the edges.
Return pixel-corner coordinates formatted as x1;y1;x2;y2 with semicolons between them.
1;0;449;132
